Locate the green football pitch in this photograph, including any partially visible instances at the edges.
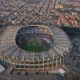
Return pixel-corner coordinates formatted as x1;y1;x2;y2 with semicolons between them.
22;41;48;52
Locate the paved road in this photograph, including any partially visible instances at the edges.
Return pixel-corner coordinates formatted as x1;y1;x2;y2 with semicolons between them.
0;71;65;80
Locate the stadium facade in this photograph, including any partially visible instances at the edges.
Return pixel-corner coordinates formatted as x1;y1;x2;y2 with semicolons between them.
0;25;72;73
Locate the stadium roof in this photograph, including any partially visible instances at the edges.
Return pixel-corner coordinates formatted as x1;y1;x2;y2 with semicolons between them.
0;25;72;62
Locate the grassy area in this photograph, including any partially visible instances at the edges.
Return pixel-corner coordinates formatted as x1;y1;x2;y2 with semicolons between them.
22;41;48;52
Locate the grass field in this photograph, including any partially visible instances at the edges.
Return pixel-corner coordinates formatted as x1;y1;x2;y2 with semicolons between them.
22;41;48;52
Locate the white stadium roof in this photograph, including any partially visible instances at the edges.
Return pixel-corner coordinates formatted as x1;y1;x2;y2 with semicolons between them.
0;25;72;62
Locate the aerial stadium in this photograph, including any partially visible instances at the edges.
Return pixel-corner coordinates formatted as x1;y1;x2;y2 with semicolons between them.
1;1;80;80
0;24;72;73
0;0;80;79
